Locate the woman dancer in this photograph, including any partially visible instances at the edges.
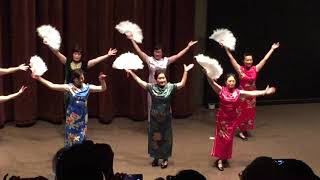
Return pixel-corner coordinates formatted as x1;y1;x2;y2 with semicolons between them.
32;69;107;147
204;72;275;171
126;64;194;169
126;32;197;120
223;42;280;140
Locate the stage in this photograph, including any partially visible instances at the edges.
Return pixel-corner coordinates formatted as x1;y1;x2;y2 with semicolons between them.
0;103;319;180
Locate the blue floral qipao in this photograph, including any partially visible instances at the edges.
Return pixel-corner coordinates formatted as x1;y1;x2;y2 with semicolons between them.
147;83;177;159
65;83;90;147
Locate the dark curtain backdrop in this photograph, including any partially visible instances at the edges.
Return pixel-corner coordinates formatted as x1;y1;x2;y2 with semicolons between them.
205;0;320;104
0;0;196;127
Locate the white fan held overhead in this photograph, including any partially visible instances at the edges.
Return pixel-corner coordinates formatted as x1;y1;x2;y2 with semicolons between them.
115;20;143;43
112;52;144;70
37;25;61;50
29;55;48;76
209;28;236;51
194;54;223;80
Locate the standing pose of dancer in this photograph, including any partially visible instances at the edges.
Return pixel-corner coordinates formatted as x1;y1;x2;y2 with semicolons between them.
43;41;116;109
126;64;194;169
223;42;280;140
32;69;107;147
203;72;275;171
126;32;197;120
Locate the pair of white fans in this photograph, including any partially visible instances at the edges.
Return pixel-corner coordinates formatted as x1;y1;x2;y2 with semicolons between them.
32;22;236;80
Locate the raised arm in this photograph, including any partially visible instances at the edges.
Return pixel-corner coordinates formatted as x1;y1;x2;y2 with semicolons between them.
0;86;27;103
240;85;276;97
200;67;222;94
33;75;69;92
126;32;149;63
256;42;280;72
89;73;107;93
126;69;148;89
168;41;198;64
0;64;29;76
87;48;117;68
176;64;194;90
224;47;241;74
43;40;67;64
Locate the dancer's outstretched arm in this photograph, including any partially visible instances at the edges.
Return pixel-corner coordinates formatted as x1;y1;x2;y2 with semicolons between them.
43;40;67;64
126;33;149;63
33;75;69;92
202;68;221;94
126;69;148;89
240;85;276;97
176;64;194;90
256;42;280;72
89;73;107;93
0;86;27;103
0;64;29;76
87;48;117;68
224;47;241;74
168;41;197;64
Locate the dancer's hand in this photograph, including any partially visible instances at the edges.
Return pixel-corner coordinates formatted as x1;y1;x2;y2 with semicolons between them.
184;64;194;72
107;48;117;56
126;31;133;40
98;72;107;81
271;42;280;50
188;40;198;47
31;74;40;80
264;85;276;95
18;63;29;71
43;39;48;45
18;86;27;94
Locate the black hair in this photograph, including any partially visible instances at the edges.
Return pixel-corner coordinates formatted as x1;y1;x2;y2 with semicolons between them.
224;73;237;83
154;43;163;51
154;69;166;80
72;44;83;54
71;69;84;83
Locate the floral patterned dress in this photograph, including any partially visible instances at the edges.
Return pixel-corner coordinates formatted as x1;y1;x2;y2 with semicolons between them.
212;87;241;160
147;83;176;159
238;66;257;131
65;83;90;147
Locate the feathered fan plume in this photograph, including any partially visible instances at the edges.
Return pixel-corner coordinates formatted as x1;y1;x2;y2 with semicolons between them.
29;55;48;76
195;54;223;80
115;20;143;43
37;25;61;50
112;52;144;70
209;28;236;50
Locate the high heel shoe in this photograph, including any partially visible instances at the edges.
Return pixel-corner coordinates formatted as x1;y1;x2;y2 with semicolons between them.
238;132;248;141
160;160;168;169
216;159;224;171
152;159;159;167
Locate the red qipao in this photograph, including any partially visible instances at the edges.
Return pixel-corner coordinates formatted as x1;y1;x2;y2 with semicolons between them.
238;66;257;131
211;87;241;160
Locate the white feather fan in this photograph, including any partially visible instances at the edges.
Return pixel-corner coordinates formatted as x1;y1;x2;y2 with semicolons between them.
115;20;143;43
112;52;144;70
37;25;61;50
195;54;223;80
209;28;236;50
29;55;48;76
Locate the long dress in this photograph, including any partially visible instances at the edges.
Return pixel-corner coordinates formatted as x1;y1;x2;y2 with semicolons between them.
147;83;176;159
65;83;90;147
238;66;257;131
146;56;170;121
212;86;241;160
